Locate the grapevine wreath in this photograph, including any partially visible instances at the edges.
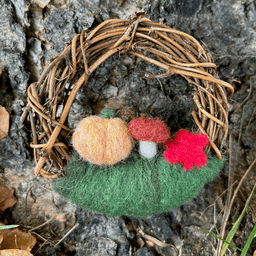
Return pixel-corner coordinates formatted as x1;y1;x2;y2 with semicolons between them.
21;14;234;217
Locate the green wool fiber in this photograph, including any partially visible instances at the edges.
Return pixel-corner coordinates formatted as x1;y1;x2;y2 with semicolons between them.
53;154;224;218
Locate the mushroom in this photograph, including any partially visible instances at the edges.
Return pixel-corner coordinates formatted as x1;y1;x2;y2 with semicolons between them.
128;118;170;159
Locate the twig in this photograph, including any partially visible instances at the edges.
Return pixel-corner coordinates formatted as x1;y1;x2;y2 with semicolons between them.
217;106;244;254
15;234;19;249
234;105;245;171
226;132;234;212
233;76;253;113
54;222;79;248
35;182;53;193
245;107;256;135
157;77;165;95
206;208;224;239
209;240;217;256
34;238;50;256
199;180;238;219
214;201;216;225
28;217;54;232
25;186;33;233
31;231;56;246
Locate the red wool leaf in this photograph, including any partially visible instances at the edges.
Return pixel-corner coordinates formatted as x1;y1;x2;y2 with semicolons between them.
163;130;209;170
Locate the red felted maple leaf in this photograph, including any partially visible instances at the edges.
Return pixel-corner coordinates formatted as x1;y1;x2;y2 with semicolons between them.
163;130;209;170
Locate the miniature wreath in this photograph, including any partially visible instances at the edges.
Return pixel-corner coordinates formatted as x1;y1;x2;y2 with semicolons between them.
21;14;234;217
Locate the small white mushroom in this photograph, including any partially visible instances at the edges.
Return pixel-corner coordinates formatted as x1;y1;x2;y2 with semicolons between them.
128;118;170;159
139;141;157;159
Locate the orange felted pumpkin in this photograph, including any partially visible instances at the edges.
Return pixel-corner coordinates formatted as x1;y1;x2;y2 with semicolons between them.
72;111;133;166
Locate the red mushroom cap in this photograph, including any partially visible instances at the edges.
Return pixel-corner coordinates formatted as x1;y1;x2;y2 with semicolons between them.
128;118;170;143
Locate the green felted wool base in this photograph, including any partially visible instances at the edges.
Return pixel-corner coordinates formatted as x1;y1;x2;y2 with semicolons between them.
53;153;224;218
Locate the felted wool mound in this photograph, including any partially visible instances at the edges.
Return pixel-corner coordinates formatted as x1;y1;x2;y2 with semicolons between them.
53;153;224;218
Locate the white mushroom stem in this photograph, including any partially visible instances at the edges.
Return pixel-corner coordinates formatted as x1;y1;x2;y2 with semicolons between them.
139;141;157;159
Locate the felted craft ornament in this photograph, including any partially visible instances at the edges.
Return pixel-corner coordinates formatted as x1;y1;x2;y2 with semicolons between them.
54;117;224;218
21;15;233;217
72;109;133;165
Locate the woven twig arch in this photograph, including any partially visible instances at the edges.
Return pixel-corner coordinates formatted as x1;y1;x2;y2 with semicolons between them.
21;14;234;179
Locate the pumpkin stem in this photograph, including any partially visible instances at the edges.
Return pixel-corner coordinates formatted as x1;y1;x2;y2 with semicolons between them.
100;109;115;118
